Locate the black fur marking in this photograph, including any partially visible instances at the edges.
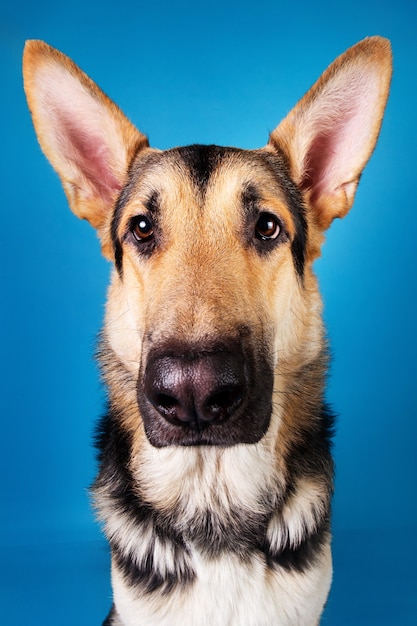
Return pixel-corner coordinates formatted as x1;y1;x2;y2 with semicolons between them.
112;531;195;595
183;505;269;559
94;412;162;530
257;151;308;277
93;410;196;594
265;351;334;573
111;205;124;274
176;144;228;191
285;401;335;487
264;519;330;573
111;152;163;273
275;347;335;487
144;190;160;217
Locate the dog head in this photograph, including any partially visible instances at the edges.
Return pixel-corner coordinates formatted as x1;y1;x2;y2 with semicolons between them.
23;38;391;449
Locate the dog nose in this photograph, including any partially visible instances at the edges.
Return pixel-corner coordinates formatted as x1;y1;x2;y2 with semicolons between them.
143;348;248;428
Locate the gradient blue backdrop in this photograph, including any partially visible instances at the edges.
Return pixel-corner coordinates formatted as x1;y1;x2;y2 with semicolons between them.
1;1;416;624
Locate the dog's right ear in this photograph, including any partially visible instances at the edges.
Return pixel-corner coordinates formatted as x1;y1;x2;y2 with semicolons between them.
23;40;149;257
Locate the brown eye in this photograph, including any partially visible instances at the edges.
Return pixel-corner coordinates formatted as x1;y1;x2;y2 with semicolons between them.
255;213;281;240
132;215;154;242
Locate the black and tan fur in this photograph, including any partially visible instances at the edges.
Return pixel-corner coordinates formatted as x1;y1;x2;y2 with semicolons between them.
23;38;391;625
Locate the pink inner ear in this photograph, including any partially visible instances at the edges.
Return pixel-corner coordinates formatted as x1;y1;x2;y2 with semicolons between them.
300;124;348;202
299;70;381;202
300;131;335;198
39;62;124;202
61;112;122;202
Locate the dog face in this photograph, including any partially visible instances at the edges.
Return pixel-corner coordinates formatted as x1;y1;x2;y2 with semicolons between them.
107;144;315;447
23;38;392;453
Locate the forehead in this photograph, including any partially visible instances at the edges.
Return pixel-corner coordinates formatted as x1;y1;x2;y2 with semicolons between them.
125;144;296;206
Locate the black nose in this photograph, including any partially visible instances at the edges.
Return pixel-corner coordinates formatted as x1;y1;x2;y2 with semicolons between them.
143;346;248;429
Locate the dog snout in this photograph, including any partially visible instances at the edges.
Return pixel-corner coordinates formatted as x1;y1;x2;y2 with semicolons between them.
143;347;249;429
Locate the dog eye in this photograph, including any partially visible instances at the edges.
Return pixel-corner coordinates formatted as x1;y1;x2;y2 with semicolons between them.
131;215;154;242
255;213;281;241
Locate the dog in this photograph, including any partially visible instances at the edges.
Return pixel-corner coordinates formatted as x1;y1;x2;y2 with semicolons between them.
23;37;391;625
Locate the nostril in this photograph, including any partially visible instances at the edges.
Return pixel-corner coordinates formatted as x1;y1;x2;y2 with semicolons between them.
155;393;179;414
203;385;245;422
152;391;195;425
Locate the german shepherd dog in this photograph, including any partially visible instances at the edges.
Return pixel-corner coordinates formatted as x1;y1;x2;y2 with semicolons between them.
23;37;391;625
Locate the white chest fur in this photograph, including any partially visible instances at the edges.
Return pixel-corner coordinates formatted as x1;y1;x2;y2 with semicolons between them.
112;542;332;626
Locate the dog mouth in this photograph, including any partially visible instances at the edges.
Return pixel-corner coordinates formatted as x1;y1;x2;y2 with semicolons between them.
137;339;273;447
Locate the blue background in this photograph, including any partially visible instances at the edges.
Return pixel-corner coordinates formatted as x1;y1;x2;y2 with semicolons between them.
1;1;416;624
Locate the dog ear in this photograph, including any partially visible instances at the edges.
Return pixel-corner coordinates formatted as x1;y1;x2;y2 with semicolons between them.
23;40;149;257
268;37;392;230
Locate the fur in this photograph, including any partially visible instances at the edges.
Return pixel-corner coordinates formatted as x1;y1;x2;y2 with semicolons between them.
23;37;392;625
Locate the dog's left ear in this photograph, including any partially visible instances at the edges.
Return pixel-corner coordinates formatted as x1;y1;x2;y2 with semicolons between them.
268;36;392;230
